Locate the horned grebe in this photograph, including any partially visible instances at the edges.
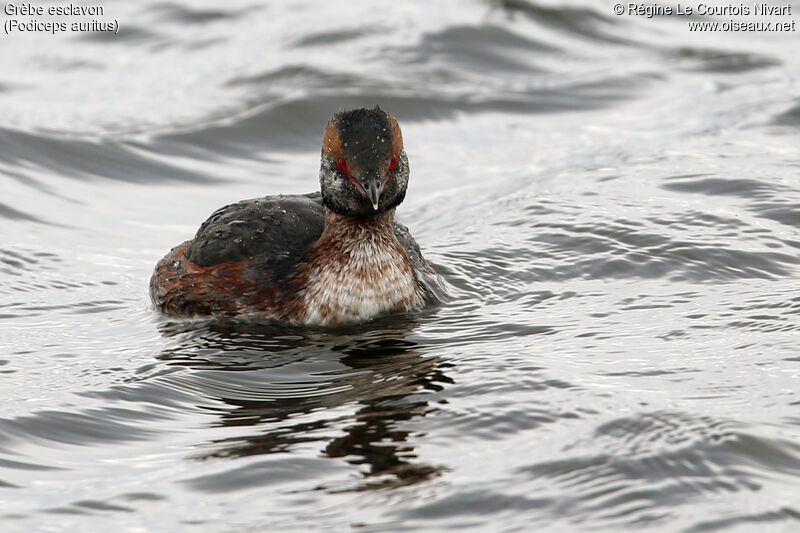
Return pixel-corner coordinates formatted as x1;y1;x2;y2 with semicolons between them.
149;107;444;326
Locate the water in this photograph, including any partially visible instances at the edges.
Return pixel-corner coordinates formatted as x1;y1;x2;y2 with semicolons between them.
2;0;800;531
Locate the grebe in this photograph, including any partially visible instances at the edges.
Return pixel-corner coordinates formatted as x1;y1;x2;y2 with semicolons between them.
149;107;444;326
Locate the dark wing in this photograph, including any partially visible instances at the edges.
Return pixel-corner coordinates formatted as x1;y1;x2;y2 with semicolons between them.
393;221;448;304
185;192;325;288
151;193;325;316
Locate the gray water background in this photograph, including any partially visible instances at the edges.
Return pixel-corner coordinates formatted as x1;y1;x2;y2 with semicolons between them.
1;1;800;531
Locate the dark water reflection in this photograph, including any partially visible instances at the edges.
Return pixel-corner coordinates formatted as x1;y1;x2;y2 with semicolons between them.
153;319;453;492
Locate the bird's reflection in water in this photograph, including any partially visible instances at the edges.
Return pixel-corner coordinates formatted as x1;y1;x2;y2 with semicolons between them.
155;314;454;491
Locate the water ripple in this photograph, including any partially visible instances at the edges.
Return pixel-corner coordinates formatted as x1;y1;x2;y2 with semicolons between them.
516;411;800;528
2;0;800;530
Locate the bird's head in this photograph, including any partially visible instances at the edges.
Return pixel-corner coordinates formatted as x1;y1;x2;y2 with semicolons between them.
319;106;409;217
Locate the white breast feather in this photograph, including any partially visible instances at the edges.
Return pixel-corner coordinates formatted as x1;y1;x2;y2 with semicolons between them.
299;231;424;326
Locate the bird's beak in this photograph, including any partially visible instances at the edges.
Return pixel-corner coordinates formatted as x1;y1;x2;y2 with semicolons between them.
363;178;383;211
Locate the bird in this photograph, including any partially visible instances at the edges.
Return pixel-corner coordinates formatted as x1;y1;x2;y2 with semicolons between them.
149;106;444;326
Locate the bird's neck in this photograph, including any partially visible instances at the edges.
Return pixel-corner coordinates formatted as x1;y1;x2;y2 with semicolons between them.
320;208;397;242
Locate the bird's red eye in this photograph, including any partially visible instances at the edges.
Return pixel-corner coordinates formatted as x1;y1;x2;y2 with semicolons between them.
389;154;397;169
337;158;348;173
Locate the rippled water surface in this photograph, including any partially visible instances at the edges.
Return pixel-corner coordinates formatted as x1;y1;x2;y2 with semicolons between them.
2;1;800;531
